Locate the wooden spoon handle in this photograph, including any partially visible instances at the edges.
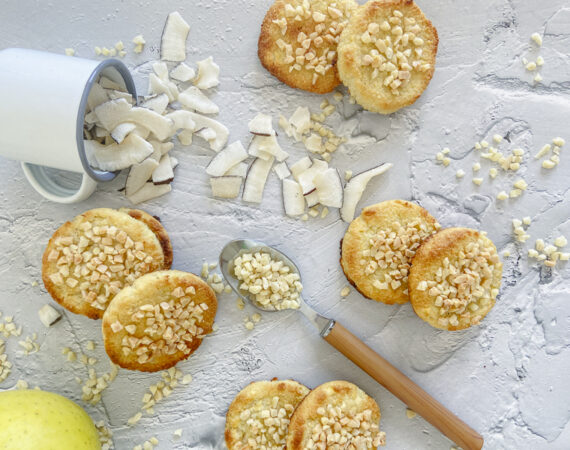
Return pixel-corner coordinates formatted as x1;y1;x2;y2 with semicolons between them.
323;321;484;450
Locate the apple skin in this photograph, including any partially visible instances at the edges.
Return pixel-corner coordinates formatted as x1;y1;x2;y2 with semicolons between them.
0;389;100;450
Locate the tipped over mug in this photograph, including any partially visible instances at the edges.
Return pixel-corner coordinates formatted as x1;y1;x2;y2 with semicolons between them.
0;48;136;203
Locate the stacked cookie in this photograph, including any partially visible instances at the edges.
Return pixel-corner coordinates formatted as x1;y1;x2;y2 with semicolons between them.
225;379;386;449
258;0;438;113
42;208;217;371
341;200;503;330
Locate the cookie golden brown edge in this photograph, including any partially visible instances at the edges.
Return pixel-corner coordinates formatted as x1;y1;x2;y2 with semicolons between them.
409;227;502;331
337;0;438;113
225;379;310;449
42;208;169;320
286;380;385;449
102;270;217;372
341;200;439;304
258;0;358;93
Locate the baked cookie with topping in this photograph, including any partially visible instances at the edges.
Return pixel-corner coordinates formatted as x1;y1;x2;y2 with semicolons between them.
258;0;358;93
337;0;438;113
286;380;386;449
42;208;170;319
102;270;217;372
119;208;173;269
409;227;502;331
225;379;310;449
341;200;439;304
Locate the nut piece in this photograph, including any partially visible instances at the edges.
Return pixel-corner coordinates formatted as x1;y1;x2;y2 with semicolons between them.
232;252;302;311
38;304;62;327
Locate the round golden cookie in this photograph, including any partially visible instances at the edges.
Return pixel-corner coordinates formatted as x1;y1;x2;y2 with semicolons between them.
337;0;438;113
225;379;310;449
409;227;502;331
286;380;385;449
341;200;439;305
119;208;173;269
42;208;169;320
258;0;358;94
102;270;217;372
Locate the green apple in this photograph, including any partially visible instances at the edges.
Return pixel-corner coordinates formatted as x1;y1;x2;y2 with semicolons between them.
0;389;100;450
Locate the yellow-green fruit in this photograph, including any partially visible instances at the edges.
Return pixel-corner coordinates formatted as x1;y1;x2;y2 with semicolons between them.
0;390;100;450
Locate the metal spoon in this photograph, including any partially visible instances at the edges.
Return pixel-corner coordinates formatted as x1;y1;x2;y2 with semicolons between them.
220;239;483;450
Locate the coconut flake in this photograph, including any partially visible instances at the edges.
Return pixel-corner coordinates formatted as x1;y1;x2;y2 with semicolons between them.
248;135;289;162
183;111;229;151
127;183;172;204
125;158;159;196
178;86;219;114
273;162;291;180
225;162;248;177
160;11;190;61
296;158;328;195
194;56;220;89
313;168;343;208
86;134;153;172
283;179;305;216
164;110;197;131
148;73;178;101
170;63;196;82
206;141;248;177
141;94;170;115
248;113;274;136
340;163;393;222
289;107;311;135
242;157;274;203
110;122;137;144
152;154;175;185
210;176;243;199
152;61;169;80
87;83;109;111
94;98;132;131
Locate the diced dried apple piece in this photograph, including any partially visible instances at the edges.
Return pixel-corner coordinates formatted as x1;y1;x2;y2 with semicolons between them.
290;157;312;180
178;86;219;114
161;11;190;61
340;163;393;222
210;176;242;199
283;179;305;216
152;154;175;185
194;56;220;89
314;168;343;208
85;134;153;171
273;162;291;180
242;157;274;203
248;113;274;136
94;98;132;131
125;158;159;196
141;94;169;115
170;63;196;82
127;183;171;204
110;122;137;144
206;141;248;177
225;162;248;178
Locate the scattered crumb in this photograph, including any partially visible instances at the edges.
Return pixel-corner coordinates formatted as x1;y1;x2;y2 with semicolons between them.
340;286;351;298
65;48;75;56
173;428;183;438
406;408;417;419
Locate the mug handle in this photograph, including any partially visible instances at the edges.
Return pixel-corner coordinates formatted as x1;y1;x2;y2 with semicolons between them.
21;162;97;204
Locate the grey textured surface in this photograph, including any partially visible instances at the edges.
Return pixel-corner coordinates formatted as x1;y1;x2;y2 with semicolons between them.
1;0;569;449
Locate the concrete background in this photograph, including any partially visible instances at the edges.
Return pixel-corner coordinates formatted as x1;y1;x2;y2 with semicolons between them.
1;0;569;448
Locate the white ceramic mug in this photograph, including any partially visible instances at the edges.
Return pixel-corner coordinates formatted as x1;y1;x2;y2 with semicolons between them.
0;48;137;203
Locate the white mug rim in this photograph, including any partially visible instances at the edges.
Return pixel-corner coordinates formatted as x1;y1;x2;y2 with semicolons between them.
75;57;137;182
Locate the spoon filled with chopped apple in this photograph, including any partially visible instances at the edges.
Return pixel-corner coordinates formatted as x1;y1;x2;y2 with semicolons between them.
220;239;485;450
